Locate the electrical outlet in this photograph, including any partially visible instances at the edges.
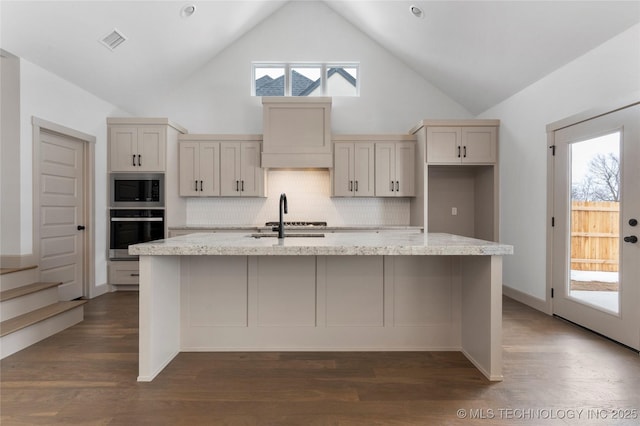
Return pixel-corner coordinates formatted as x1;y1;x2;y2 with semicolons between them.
451;207;458;216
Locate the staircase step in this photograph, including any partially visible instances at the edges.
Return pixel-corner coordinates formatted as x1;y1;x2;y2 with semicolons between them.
0;265;37;275
1;266;40;292
0;282;61;302
0;300;87;337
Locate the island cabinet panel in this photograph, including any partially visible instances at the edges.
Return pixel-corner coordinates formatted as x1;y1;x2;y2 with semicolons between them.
178;255;464;353
181;256;247;327
255;256;317;327
324;256;383;326
391;257;457;326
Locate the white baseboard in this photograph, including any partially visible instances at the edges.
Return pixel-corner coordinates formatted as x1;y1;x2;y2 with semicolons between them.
503;285;551;314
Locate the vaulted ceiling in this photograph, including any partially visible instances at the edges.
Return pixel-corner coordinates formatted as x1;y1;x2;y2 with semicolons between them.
2;1;639;115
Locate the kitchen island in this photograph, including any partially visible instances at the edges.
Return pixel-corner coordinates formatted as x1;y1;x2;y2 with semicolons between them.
129;232;513;382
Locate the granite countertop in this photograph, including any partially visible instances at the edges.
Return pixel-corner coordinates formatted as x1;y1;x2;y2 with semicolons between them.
129;232;514;257
169;225;424;232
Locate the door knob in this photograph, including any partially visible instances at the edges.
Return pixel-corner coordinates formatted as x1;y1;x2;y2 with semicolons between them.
629;218;638;227
77;225;86;231
623;235;638;243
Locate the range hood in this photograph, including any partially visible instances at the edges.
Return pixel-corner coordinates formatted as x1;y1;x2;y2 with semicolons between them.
261;97;332;168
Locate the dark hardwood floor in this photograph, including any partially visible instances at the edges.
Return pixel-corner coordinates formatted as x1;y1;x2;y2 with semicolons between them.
1;292;639;425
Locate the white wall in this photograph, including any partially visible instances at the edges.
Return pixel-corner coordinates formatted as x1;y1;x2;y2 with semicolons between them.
479;24;640;306
1;52;21;257
15;58;128;296
137;0;471;227
141;1;471;132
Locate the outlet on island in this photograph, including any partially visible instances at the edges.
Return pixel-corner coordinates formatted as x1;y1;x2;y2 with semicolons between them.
451;207;458;216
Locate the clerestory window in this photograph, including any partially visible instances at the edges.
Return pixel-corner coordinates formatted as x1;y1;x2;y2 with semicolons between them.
253;62;359;97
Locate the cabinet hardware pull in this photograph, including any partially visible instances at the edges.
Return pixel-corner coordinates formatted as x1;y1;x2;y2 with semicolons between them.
200;180;203;191
390;181;394;192
138;154;142;166
396;181;399;192
463;146;467;158
130;273;140;277
132;155;136;167
195;180;198;191
241;180;244;191
349;180;353;192
458;146;461;158
355;181;358;192
236;180;239;191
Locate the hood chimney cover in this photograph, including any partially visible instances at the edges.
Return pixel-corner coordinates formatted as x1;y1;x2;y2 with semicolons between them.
100;29;127;51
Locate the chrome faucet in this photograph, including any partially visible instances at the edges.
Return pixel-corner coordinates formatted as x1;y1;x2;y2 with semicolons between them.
276;193;288;239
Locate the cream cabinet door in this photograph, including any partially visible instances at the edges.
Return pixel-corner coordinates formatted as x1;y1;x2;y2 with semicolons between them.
179;142;220;196
109;125;166;172
179;142;200;196
395;142;415;196
109;126;138;172
375;143;396;196
199;143;220;196
426;127;462;164
239;142;263;197
220;143;242;196
333;143;354;197
137;126;166;171
461;127;497;164
353;143;375;197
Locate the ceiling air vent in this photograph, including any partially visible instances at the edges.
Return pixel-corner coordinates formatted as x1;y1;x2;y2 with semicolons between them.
100;29;127;51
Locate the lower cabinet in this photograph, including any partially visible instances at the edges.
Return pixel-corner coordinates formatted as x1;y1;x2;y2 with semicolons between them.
108;261;140;286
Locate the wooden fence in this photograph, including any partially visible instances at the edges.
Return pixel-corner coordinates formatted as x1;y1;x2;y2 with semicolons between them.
571;201;619;272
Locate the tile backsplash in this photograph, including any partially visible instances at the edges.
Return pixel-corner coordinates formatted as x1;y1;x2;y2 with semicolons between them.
187;170;410;226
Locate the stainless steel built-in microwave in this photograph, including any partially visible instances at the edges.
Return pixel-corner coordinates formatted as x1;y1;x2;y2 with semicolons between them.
110;173;164;208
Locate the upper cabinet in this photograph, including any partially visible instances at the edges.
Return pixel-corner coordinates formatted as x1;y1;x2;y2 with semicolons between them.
425;125;497;164
108;118;187;173
409;119;500;241
109;126;166;172
179;141;220;196
178;135;265;198
375;141;416;197
333;141;375;197
220;141;264;197
262;97;332;168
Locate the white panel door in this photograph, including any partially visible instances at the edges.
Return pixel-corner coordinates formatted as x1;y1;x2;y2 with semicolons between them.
552;103;640;350
39;130;84;300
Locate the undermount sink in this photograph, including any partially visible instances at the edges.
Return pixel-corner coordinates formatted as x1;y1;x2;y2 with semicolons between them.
250;233;325;238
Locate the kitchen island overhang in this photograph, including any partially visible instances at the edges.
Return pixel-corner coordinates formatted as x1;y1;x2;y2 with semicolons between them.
130;232;513;382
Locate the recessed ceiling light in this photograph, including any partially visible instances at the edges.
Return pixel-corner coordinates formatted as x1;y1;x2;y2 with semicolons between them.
409;5;424;19
180;4;196;18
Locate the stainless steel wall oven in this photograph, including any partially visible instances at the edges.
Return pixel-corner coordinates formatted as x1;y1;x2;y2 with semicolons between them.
109;209;165;260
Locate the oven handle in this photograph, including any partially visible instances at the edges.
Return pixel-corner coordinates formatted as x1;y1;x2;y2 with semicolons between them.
111;217;164;222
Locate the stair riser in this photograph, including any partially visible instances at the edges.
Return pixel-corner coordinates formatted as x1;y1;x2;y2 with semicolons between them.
0;307;84;359
0;269;40;292
1;288;59;322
